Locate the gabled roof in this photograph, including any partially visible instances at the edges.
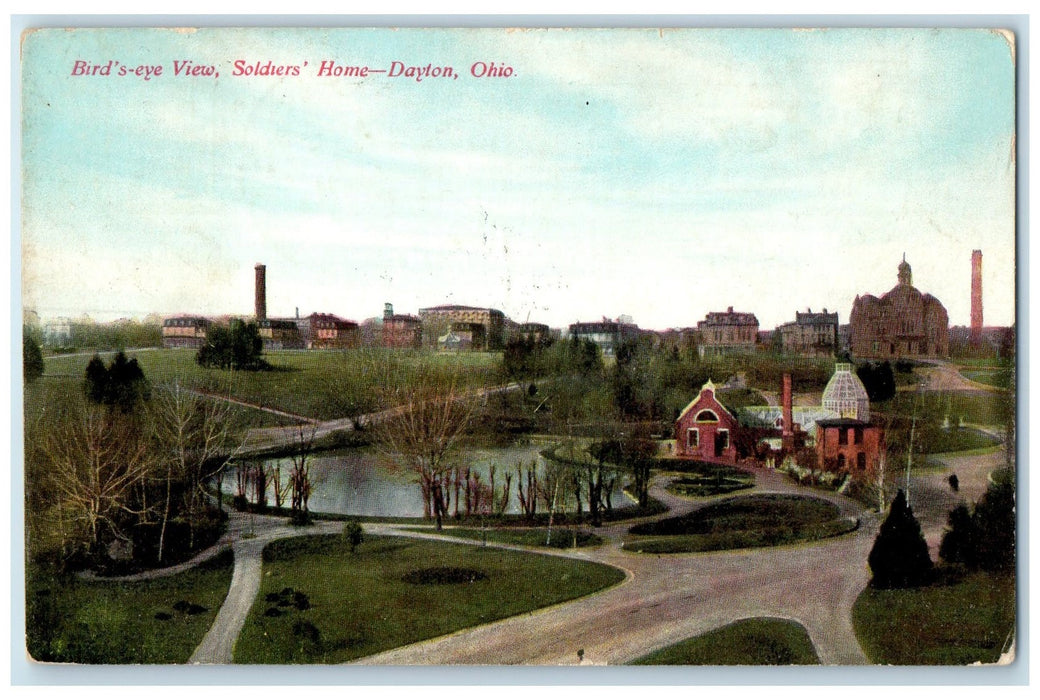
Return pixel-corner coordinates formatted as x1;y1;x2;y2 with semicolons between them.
675;379;736;424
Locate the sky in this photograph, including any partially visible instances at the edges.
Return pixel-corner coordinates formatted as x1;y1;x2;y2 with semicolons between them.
19;27;1017;330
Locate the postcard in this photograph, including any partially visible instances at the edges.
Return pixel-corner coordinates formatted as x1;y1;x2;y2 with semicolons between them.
18;25;1018;673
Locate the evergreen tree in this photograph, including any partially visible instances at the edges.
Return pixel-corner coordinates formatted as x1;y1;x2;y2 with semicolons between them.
867;489;933;588
938;503;976;566
938;478;1015;572
84;354;109;404
23;330;44;381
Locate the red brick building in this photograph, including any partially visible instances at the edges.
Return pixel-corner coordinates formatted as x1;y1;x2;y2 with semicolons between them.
849;256;949;359
382;303;422;349
815;419;885;480
674;379;739;463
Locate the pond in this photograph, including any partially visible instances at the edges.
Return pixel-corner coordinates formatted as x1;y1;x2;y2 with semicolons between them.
221;442;629;518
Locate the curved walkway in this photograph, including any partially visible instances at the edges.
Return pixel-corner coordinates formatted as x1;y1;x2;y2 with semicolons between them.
123;438;1001;666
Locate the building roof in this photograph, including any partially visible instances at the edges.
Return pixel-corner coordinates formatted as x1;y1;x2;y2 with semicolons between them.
699;307;759;326
420;304;503;315
816;418;872;428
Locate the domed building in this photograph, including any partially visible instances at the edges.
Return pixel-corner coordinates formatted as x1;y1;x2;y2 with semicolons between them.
849;256;949;359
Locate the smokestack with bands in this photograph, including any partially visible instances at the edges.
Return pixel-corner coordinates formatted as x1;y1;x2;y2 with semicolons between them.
255;263;267;321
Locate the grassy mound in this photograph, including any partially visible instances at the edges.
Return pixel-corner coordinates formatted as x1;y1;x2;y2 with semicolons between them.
401;567;489;584
624;494;855;554
631;617;820;665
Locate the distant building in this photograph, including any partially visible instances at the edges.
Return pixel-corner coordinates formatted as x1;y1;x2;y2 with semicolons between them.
161;316;210;349
568;318;641;358
849;256;949;359
776;309;839;357
673;379;739;463
43;317;73;347
383;303;422;349
297;313;360;349
258;319;304;350
514;322;552;343
697;307;759;357
419;305;505;350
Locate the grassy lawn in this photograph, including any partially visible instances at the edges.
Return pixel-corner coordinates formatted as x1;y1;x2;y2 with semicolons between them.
630;617;820;665
624;494;856;554
852;570;1015;665
412;527;604;548
960;370;1007;388
41;348;500;421
234;534;625;663
25;551;234;664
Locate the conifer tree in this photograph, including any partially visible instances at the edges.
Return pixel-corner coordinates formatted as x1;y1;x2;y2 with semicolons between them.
867;489;933;588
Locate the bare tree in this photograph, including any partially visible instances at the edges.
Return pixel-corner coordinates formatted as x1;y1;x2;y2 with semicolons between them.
372;365;480;530
150;380;235;560
287;424;318;524
41;401;154;559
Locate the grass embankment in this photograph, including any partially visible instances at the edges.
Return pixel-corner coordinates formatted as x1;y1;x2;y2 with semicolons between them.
235;534;625;663
405;527;604;548
41;348;500;422
624;494;856;554
25;550;234;664
959;370;1007;388
630;617;820;665
853;571;1015;665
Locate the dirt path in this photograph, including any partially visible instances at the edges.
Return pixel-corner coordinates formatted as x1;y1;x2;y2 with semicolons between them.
188;514;342;664
909;361;1002;393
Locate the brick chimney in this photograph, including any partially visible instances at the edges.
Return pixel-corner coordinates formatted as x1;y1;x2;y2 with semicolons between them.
971;250;983;345
781;373;794;451
255;264;267;321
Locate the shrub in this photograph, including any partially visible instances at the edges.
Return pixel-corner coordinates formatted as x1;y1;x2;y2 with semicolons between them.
342;519;364;553
867;490;933;588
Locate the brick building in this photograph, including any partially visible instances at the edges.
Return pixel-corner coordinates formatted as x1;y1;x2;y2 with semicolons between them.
568;319;641;358
258;319;305;350
297;313;360;349
776;309;839;357
673;379;739;464
849;256;949;359
697;307;759;357
815;362;885;480
162;316;210;348
419;305;505;351
383;303;422;349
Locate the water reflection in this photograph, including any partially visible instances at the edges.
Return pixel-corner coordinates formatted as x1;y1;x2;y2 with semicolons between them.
223;443;564;517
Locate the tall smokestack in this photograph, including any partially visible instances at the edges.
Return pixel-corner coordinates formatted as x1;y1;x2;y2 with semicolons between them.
255;264;267;321
781;373;794;451
971;250;983;345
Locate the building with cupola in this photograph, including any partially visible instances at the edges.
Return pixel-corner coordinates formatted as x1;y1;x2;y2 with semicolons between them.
849;255;949;358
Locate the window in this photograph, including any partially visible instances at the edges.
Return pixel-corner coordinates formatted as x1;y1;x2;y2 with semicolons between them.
695;410;719;423
839;429;848;445
837;454;846;469
687;428;699;449
854;427;864;444
857;452;867;470
718;429;729;450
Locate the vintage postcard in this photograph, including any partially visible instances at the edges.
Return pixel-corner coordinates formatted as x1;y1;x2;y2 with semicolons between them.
18;25;1018;673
